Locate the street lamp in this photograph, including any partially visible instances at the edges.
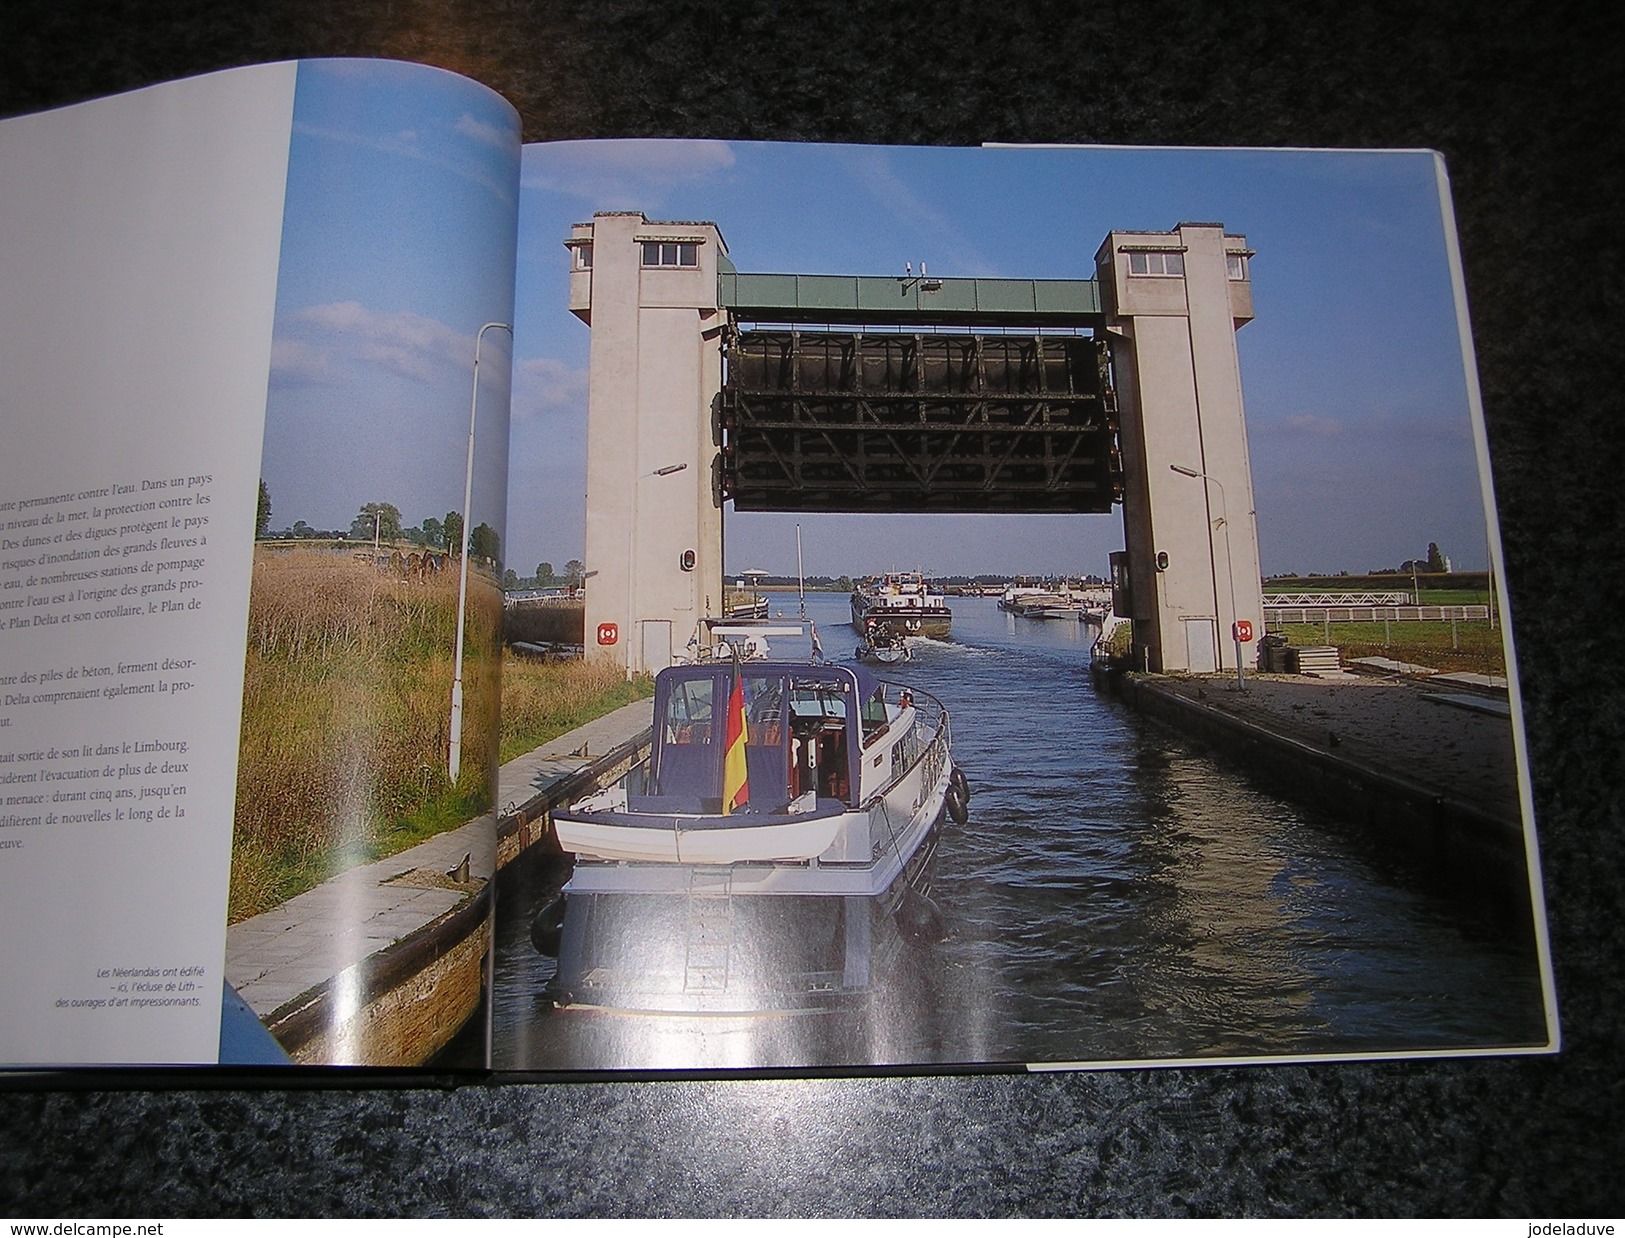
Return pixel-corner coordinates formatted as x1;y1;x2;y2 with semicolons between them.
625;461;689;679
1170;463;1246;691
449;321;511;785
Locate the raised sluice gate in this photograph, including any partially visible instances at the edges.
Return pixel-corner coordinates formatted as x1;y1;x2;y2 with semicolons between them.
718;330;1122;514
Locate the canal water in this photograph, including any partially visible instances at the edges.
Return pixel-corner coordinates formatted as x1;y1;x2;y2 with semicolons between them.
488;591;1549;1073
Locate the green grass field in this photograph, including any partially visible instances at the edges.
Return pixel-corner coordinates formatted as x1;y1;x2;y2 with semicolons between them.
231;549;656;922
1268;618;1506;676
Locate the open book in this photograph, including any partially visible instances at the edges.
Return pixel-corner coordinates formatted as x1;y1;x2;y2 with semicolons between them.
0;59;1558;1075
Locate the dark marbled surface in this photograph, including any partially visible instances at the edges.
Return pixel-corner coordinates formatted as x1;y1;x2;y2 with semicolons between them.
2;0;1621;1216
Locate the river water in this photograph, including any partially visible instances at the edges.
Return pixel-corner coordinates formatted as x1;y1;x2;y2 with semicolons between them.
487;591;1548;1073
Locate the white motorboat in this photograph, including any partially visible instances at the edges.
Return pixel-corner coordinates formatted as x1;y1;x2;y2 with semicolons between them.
997;583;1052;612
854;616;911;664
538;655;969;1016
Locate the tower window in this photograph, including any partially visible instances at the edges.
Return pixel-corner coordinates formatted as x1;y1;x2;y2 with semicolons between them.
1127;250;1184;277
1226;253;1248;280
573;243;593;270
642;241;699;268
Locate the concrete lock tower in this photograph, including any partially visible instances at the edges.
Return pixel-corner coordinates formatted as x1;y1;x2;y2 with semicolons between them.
568;213;727;674
569;211;1261;679
1097;223;1263;674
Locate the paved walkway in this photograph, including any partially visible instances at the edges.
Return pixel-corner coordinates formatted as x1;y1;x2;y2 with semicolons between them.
225;817;494;1020
225;700;651;1022
1140;668;1524;825
496;698;651;820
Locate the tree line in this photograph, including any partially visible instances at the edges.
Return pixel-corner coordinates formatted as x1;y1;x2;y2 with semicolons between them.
255;483;500;565
503;560;587;592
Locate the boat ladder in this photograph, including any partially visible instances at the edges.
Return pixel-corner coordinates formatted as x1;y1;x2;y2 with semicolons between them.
683;867;735;994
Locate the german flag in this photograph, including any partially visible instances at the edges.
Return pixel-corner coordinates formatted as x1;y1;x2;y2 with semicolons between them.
722;666;750;814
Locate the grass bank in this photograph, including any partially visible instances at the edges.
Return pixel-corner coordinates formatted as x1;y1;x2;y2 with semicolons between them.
499;655;653;764
230;549;502;922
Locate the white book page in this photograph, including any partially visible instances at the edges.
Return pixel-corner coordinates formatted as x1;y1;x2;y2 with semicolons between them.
0;63;298;1065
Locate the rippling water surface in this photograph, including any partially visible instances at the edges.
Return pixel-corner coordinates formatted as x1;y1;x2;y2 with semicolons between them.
489;592;1548;1072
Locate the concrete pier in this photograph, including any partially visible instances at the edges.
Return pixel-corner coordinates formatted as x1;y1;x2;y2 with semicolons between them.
222;699;652;1066
1099;664;1535;921
494;698;652;870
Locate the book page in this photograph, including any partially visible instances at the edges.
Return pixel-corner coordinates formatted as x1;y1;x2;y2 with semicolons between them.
222;60;518;1068
0;63;299;1065
0;59;520;1070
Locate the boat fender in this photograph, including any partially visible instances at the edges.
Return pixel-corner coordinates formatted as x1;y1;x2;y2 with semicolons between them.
950;766;970;801
530;895;567;957
895;888;949;947
944;782;969;824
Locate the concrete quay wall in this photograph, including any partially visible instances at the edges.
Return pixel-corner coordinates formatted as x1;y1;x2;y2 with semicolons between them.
262;888;491;1068
226;700;653;1067
1101;670;1535;924
494;698;653;870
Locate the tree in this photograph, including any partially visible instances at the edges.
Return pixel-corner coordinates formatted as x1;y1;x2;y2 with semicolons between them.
421;516;444;549
502;568;519;589
256;480;271;539
470;522;501;565
291;519;312;539
535;562;555;586
351;502;402;544
442;511;464;558
563;558;586;588
1426;542;1446;573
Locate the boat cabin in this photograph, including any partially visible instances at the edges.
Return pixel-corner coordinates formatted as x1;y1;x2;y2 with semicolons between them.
639;662;894;816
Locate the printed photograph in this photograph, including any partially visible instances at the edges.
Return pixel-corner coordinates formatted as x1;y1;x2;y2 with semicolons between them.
220;60;518;1067
489;139;1556;1073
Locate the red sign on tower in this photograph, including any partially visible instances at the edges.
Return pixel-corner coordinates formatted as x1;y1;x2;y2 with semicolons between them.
597;622;619;646
1232;619;1254;643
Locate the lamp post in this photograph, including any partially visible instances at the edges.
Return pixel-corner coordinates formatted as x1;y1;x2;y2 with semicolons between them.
1170;463;1246;691
625;461;688;679
449;321;511;785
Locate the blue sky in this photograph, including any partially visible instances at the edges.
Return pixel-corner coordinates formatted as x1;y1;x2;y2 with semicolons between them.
510;140;1494;581
261;60;519;546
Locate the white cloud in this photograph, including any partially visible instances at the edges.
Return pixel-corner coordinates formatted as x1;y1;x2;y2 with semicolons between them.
455;113;513;151
268;336;339;386
293;114;517;207
838;147;1004;279
275;302;510;389
1279;413;1342;437
524;139;736;210
511;356;588;420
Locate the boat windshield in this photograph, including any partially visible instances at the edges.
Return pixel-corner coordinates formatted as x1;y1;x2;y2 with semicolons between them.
647;666;861;812
859;685;889;744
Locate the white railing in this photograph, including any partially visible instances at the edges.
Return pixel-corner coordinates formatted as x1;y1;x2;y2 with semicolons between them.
1266;605;1489;624
1264;592;1412;606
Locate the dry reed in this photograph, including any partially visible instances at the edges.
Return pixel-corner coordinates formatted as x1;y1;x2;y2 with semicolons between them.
230;549;502;921
499;654;652;764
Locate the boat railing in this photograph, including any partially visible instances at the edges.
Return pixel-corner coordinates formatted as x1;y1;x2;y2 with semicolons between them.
859;682;951;812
